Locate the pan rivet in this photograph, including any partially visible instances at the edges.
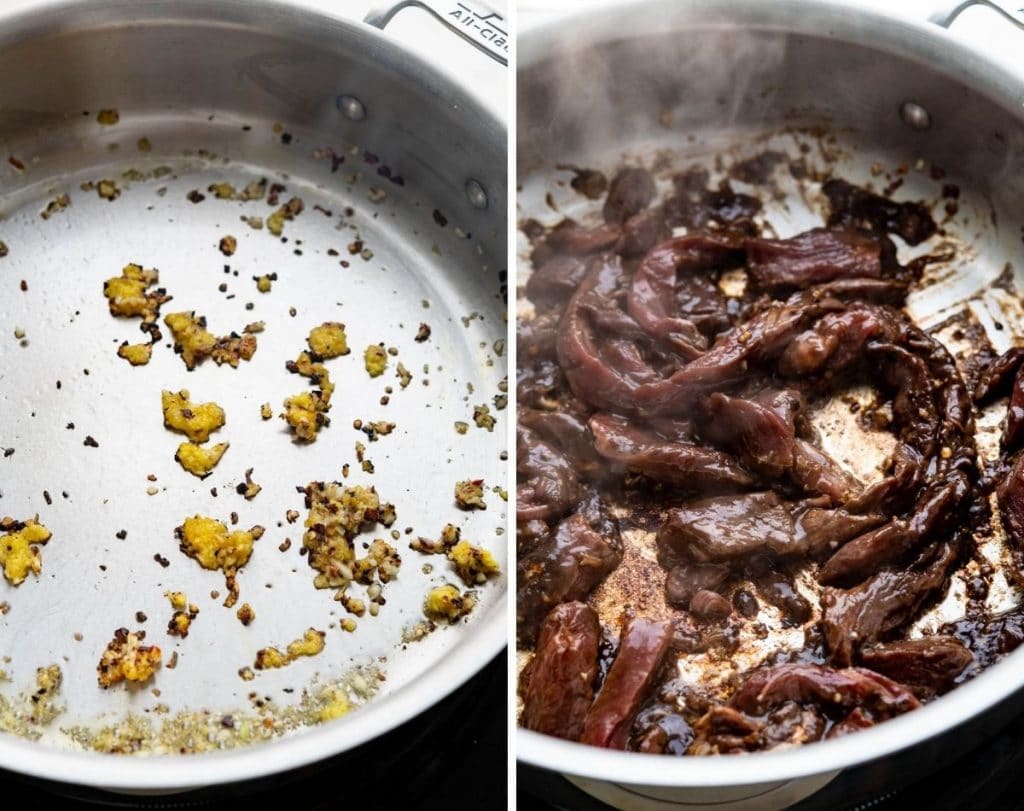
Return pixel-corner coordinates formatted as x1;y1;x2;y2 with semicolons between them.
337;95;366;121
899;101;931;131
465;179;488;210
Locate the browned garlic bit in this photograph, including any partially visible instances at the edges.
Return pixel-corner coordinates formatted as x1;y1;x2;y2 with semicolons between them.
97;629;161;688
266;196;304;237
166;592;198;638
300;482;399;615
164;311;258;370
236;603;255;626
236;468;262;500
454;479;487;510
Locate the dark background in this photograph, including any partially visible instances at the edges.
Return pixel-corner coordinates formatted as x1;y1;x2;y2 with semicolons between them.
0;652;506;810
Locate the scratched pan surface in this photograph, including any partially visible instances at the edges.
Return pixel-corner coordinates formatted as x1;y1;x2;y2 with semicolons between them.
0;0;506;791
517;0;1024;801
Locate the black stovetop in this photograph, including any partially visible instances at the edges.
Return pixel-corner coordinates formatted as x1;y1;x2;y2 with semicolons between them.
0;652;506;810
518;688;1024;811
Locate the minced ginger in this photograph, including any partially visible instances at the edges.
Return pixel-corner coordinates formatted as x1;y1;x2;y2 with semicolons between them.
117;341;153;366
103;263;169;324
307;322;349;359
0;518;51;585
175;442;229;478
161;389;225;443
176;515;263;607
254;628;325;670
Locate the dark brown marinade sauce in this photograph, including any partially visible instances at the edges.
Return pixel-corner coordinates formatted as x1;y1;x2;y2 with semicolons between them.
517;159;1024;754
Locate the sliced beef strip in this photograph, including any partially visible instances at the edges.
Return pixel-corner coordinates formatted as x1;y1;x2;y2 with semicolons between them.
590;411;755;491
657;492;876;567
974;346;1024;403
822;541;958;665
858;636;972;694
520;602;602;739
517;512;622;646
626;234;744;358
997;453;1024;579
746;228;883;293
699;390;802;478
730;663;920;720
579;617;673;749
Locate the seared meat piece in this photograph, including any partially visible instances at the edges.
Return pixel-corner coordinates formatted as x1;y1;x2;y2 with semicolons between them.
746;228;883;293
1005;365;1024;451
525;255;588;310
657;493;873;566
689;705;762;754
689;590;733;622
974;347;1024;403
531;218;620;266
516;426;582;524
777;307;884;377
557;255;662;415
822;542;958;665
631;703;696;754
617;207;671;258
603;167;656;224
755;570;812;626
519;409;604;479
518;311;560;363
819;471;969;586
859;636;972;694
626;234;743;357
517;513;621;646
657;493;795;565
691;663;918;755
699;390;802;478
823;178;937;245
520;602;601;739
731;663;919;715
790;439;860;503
998;454;1024;573
590;412;754;491
580;617;673;748
664;562;729;609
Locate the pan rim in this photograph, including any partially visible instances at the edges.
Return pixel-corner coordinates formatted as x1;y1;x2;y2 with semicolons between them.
0;0;507;792
516;0;1024;789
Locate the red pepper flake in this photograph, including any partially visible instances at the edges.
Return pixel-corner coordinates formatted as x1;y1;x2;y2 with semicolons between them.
83;435;99;448
432;209;448;227
19;280;27;292
8;156;24;171
186;189;206;204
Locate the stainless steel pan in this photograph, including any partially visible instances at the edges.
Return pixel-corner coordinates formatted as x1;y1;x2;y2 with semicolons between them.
517;1;1024;807
0;0;507;792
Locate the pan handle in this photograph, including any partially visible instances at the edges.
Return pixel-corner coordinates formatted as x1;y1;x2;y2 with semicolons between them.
364;1;509;66
926;0;1024;29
